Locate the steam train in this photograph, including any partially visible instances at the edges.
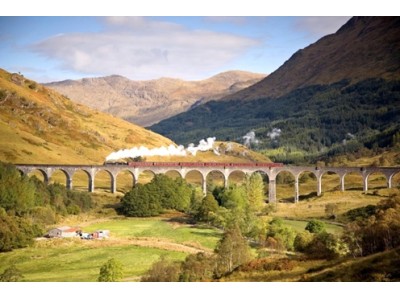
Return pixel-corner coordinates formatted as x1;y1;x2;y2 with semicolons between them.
104;161;283;168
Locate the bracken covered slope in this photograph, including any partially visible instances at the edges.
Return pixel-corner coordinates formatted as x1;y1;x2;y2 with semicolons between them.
0;68;173;164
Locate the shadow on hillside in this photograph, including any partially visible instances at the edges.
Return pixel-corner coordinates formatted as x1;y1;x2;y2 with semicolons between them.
164;214;194;225
346;187;364;191
299;192;318;201
102;203;124;215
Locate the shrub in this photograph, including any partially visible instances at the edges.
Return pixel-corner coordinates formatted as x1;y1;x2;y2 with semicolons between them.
0;265;24;282
0;214;42;252
98;258;124;282
141;257;180;282
294;231;314;252
266;218;296;251
305;220;326;233
306;232;349;259
179;252;215;282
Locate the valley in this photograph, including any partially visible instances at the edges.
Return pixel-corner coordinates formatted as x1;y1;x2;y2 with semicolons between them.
1;16;400;284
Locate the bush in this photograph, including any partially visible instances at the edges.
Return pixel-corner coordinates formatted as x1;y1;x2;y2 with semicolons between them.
0;162;36;215
266;218;296;251
305;220;326;233
346;205;377;221
305;232;349;259
98;258;124;282
0;214;42;252
0;265;24;282
30;206;57;225
179;252;215;282
141;257;180;282
294;231;314;252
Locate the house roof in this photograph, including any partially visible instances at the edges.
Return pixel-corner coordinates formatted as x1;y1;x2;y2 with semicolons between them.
56;226;80;232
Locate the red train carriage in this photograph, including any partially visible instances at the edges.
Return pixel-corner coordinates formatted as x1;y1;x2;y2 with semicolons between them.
124;161;283;168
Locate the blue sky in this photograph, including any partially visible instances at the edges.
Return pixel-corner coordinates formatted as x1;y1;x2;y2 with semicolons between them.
0;16;353;82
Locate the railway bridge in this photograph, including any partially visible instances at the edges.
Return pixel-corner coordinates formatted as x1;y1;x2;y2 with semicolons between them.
15;164;400;203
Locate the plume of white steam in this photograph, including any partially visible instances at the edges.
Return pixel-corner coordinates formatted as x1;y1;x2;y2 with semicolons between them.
105;137;216;161
242;131;259;147
186;137;216;156
267;128;281;140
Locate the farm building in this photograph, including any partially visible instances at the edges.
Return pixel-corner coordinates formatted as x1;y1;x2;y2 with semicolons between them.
46;226;80;238
92;230;110;239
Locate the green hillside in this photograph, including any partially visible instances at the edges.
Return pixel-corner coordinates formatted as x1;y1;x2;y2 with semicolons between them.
150;17;400;164
150;78;400;163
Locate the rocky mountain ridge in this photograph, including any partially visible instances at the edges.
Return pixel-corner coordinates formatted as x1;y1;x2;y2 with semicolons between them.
46;70;265;126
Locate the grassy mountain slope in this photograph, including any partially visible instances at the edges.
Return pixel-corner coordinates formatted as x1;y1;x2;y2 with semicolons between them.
0;69;269;165
45;70;265;127
150;17;400;163
0;69;173;164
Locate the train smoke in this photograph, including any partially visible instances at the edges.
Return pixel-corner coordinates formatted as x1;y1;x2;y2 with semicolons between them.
242;131;259;147
105;137;216;161
267;128;281;140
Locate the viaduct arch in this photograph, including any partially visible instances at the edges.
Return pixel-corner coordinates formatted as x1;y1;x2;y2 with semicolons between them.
15;164;400;203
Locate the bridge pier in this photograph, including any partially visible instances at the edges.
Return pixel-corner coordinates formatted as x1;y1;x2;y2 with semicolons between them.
89;179;94;192
294;177;299;203
363;175;368;193
66;177;73;190
317;175;322;196
111;177;117;194
268;179;276;203
202;179;207;195
339;174;345;192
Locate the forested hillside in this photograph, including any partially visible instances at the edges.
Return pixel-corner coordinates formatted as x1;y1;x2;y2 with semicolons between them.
150;17;400;164
150;78;400;163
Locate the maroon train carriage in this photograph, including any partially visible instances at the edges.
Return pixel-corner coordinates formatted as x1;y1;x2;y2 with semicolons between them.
122;161;283;168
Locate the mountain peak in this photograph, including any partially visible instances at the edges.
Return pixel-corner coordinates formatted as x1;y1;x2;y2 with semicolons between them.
45;70;265;127
224;16;400;101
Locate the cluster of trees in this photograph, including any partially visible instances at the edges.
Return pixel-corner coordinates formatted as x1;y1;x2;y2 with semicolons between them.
119;174;192;217
150;78;400;163
119;172;268;239
292;193;400;260
142;225;252;281
343;192;400;257
0;162;93;252
120;171;400;281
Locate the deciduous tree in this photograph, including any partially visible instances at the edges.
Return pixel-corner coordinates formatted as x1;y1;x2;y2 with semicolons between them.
98;258;124;282
214;225;252;277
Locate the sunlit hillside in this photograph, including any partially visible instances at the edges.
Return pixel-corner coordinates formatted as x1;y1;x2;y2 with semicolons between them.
0;69;271;166
0;69;176;164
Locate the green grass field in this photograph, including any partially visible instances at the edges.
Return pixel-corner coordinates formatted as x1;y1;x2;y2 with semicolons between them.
0;240;187;282
83;217;222;250
0;215;221;282
281;219;343;234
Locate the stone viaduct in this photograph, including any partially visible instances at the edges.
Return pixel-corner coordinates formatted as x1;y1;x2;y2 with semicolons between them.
15;164;400;203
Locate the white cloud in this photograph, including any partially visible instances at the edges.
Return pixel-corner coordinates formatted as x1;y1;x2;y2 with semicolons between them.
31;17;259;80
294;16;351;38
